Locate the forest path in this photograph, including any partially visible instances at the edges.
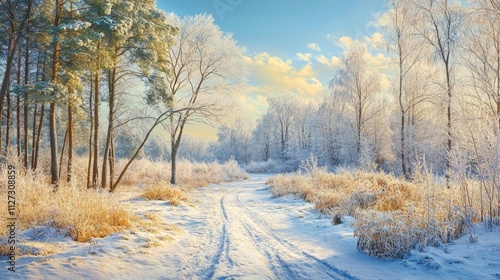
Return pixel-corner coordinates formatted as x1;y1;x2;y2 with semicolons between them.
171;174;356;280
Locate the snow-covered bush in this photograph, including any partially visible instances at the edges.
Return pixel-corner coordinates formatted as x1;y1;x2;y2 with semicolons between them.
268;170;482;258
354;210;419;258
220;158;249;182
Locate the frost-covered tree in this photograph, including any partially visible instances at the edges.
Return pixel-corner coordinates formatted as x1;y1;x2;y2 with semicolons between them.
155;14;247;184
329;42;383;164
415;0;464;184
383;0;429;177
267;94;299;160
212;117;252;164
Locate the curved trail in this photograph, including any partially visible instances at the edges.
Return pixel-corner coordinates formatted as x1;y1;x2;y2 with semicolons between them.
174;175;356;280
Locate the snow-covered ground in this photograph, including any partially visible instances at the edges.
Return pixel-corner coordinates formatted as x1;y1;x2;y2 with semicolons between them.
2;174;499;279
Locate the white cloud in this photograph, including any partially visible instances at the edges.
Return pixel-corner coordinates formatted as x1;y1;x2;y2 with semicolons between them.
307;43;321;52
366;32;385;48
296;52;311;61
245;52;323;96
338;36;354;48
315;55;341;68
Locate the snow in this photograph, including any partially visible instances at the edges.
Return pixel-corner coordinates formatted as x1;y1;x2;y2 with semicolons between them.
2;174;499;279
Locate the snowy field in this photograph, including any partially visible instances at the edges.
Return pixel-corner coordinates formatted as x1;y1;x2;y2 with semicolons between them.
2;174;499;279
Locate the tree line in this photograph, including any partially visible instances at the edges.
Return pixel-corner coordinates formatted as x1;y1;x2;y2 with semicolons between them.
213;0;500;219
0;0;246;190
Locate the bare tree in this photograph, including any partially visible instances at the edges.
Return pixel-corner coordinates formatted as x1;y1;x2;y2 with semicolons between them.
384;0;429;178
329;42;383;164
159;14;247;184
415;0;464;184
267;94;298;160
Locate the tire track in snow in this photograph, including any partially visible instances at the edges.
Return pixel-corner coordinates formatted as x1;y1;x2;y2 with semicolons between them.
203;190;234;279
241;221;295;279
236;191;357;280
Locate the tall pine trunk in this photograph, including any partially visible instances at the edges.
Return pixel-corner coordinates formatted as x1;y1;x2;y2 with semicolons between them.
4;80;11;157
16;49;21;160
23;36;30;169
92;41;101;188
49;0;63;187
102;65;116;189
87;74;93;188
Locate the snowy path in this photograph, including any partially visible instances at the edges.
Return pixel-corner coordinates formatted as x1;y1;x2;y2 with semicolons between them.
173;175;355;279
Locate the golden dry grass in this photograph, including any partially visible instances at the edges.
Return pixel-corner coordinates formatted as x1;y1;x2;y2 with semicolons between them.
0;166;138;244
0;153;246;256
269;169;484;258
119;158;248;190
142;183;188;206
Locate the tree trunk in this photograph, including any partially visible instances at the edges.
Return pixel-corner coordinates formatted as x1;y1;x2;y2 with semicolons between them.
0;34;18;110
170;145;177;184
16;49;21;160
58;127;68;179
0;2;33;109
32;50;46;170
33;104;44;170
5;80;11;157
31;104;37;169
110;111;173;193
102;66;116;189
23;36;30;169
109;135;115;189
92;41;101;188
49;0;63;187
67;103;73;182
87;74;94;189
445;62;452;188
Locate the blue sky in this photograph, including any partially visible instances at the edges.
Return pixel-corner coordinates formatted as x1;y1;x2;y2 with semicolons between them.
156;0;390;139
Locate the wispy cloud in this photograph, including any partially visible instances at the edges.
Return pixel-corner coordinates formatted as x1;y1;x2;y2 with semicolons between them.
307;43;321;52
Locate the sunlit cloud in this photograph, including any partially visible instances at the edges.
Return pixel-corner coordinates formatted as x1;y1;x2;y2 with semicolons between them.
245;52;324;96
338;36;354;48
366;52;392;70
307;43;321;52
315;54;341;68
365;32;385;48
296;52;311;61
